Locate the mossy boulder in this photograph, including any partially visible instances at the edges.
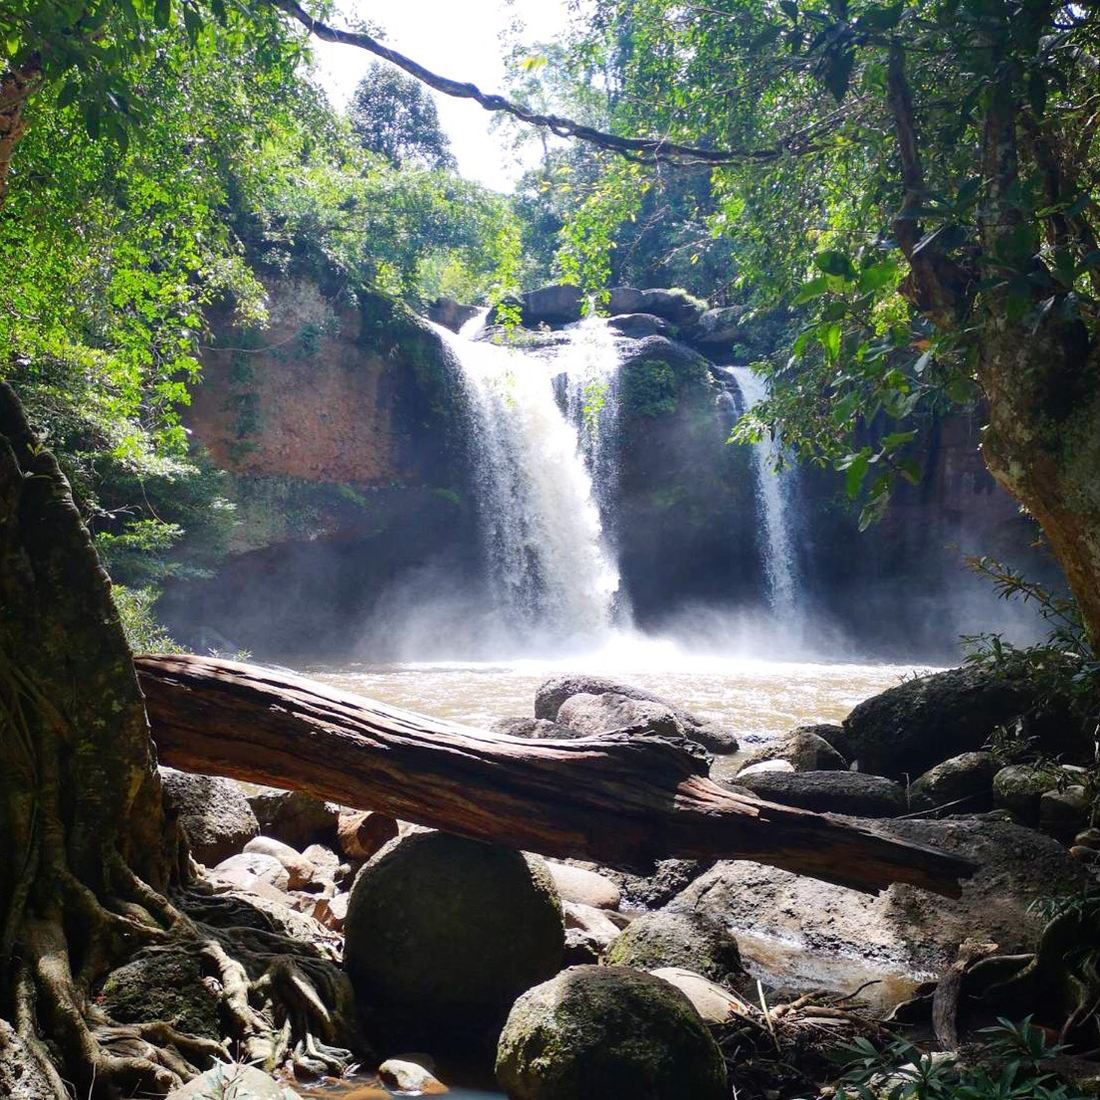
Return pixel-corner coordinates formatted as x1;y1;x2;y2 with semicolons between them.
605;910;745;988
910;752;998;811
99;948;222;1041
343;831;564;1044
160;768;258;866
994;763;1062;825
495;965;727;1100
733;770;908;818
843;663;1082;779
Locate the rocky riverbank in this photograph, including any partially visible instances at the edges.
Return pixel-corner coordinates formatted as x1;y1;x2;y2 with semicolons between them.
135;663;1099;1100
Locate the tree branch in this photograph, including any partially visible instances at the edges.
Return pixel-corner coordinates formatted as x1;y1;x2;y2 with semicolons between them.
886;43;973;328
270;0;821;167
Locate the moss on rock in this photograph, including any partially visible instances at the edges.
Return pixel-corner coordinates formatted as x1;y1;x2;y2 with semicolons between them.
605;910;745;988
495;965;728;1100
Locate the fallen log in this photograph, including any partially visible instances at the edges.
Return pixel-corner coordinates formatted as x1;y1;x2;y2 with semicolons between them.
136;654;976;897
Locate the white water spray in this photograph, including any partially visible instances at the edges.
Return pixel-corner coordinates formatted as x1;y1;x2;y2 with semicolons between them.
725;366;801;618
435;316;623;647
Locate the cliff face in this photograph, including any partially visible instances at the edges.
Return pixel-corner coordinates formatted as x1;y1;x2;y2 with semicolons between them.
160;281;480;656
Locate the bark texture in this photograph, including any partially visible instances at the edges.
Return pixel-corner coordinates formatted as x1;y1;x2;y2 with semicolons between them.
0;384;358;1097
136;653;976;897
0;62;37;206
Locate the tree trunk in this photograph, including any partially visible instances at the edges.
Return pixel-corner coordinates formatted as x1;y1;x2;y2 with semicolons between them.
0;384;358;1098
135;653;976;897
0;62;37;207
975;73;1100;645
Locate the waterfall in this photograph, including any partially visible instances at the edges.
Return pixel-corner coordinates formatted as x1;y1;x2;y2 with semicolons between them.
725;366;800;618
435;315;623;648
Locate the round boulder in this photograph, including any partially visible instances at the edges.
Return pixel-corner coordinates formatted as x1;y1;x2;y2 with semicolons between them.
605;909;744;988
910;751;998;811
344;831;564;1043
160;768;258;866
993;764;1061;825
495;965;727;1100
491;717;585;740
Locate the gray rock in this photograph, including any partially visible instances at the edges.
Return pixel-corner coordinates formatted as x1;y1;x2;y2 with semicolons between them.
563;926;603;966
1040;785;1090;839
378;1058;448;1094
344;831;564;1042
212;851;291;892
605;909;745;988
737;759;796;777
910;752;998;811
495;965;727;1100
245;785;338;850
733;770;909;817
608;312;671;338
603;858;713;910
606;286;648;315
648;967;745;1025
491;716;584;740
670;817;1091;1007
160;768;258;866
545;861;622;909
691;305;748;346
99;947;223;1041
606;287;708;324
792;722;853;761
167;1064;300;1099
426;297;480;333
993;764;1062;825
736;730;847;775
540;677;737;754
842;663;1083;779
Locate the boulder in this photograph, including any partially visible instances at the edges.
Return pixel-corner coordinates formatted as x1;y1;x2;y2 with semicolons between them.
491;284;586;327
842;663;1082;779
160;768;259;866
344;831;564;1043
553;688;737;754
244;836;316;889
378;1059;448;1095
791;722;853;761
491;716;584;740
563;926;603;966
607;312;671;339
993;764;1062;825
735;730;847;775
732;770;909;818
690;305;748;346
606;287;708;325
649;967;746;1026
99;947;223;1041
245;785;339;850
545;861;622;909
605;910;745;988
563;901;622;951
603;858;712;910
427;297;480;333
669;817;1091;1008
536;674;701;724
211;851;290;893
910;752;998;811
167;1064;300;1099
311;890;350;932
495;965;728;1100
1040;786;1090;839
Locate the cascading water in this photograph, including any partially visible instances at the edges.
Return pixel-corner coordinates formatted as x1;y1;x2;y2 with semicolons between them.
725;365;801;619
435;314;623;648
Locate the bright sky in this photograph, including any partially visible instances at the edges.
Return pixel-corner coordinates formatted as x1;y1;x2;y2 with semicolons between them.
310;0;572;193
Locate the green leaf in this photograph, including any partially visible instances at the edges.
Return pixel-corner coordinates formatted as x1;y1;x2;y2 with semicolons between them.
779;0;799;19
815;249;856;279
154;0;171;28
858;259;898;292
793;274;831;304
819;320;842;360
858;489;891;530
841;450;870;497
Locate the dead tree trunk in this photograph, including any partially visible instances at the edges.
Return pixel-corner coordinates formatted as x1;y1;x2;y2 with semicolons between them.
136;654;975;897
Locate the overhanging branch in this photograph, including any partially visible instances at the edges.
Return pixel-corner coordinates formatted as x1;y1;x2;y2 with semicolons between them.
271;0;820;167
